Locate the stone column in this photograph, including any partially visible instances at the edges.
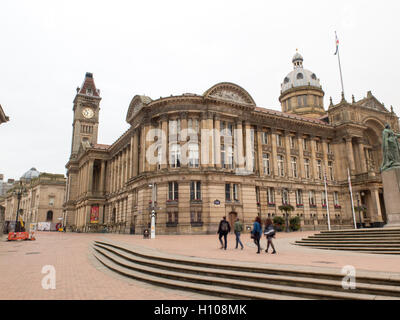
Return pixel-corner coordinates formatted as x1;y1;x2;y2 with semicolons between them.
256;126;263;175
345;137;356;174
180;112;188;168
133;129;139;176
271;130;278;177
99;160;106;194
207;113;214;169
214;114;221;169
235;120;245;171
160;116;168;170
111;157;115;193
200;112;209;168
139;125;145;173
128;137;133;179
322;139;329;180
244;122;253;172
117;153;121;191
284;132;292;178
297;133;305;179
370;188;383;224
310;136;317;180
357;138;367;173
144;122;153;172
121;151;124;188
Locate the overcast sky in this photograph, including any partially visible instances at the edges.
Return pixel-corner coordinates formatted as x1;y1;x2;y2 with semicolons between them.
1;0;399;180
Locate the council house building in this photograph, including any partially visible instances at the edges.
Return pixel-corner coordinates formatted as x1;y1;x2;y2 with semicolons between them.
63;52;399;234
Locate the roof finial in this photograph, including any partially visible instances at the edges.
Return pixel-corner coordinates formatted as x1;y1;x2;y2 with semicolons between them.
329;97;333;107
341;91;346;103
352;94;355;104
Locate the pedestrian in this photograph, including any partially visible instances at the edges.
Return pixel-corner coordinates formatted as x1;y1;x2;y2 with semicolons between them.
264;218;277;254
217;216;231;250
234;218;244;250
251;216;262;254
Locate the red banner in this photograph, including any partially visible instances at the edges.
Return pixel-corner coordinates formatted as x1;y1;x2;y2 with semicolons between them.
90;206;99;224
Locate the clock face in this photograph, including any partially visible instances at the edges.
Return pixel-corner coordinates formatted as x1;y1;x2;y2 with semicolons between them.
82;108;94;119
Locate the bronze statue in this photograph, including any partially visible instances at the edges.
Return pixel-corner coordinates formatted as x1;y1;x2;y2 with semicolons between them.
381;124;400;172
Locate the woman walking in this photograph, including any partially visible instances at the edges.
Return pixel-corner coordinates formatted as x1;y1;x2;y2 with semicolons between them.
264;218;276;254
251;216;262;254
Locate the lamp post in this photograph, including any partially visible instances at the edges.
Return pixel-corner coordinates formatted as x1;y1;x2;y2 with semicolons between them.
148;183;157;239
12;181;27;232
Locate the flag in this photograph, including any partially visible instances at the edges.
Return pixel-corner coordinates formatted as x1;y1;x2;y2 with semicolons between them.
334;32;339;55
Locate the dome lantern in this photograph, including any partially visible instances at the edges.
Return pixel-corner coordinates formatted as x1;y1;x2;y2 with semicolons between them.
279;51;326;119
292;50;303;69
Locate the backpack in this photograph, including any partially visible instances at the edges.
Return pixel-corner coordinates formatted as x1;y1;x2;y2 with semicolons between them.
221;221;229;232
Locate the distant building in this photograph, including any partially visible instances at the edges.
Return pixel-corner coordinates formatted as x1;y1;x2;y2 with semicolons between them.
0;174;14;196
0;168;66;232
0;105;9;125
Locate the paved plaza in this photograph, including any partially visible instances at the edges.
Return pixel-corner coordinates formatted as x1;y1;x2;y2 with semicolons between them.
1;230;400;300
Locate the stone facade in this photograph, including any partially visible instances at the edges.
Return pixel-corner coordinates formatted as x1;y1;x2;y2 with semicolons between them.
0;172;66;231
64;54;399;234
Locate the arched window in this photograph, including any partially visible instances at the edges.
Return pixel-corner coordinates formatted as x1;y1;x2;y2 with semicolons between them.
296;73;304;80
46;211;53;222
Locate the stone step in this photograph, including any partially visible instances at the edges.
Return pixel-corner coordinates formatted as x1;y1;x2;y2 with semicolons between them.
310;235;400;239
298;240;400;245
93;250;308;300
295;244;400;251
95;240;400;286
320;229;400;235
93;245;397;300
94;242;400;298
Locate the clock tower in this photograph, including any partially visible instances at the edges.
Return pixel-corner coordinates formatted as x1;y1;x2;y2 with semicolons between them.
70;72;102;159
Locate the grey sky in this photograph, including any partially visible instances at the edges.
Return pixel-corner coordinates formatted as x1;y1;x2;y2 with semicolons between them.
1;0;399;180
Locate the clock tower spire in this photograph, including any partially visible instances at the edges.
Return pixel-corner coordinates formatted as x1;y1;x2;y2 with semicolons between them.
70;72;102;159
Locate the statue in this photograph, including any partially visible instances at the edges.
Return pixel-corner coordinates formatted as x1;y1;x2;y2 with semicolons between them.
381;124;400;172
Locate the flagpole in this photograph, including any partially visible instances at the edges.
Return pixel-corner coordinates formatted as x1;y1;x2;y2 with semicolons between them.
335;31;345;96
324;173;331;231
348;168;357;229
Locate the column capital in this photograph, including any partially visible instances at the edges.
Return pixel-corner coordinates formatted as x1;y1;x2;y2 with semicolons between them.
213;113;220;121
345;136;353;143
235;118;243;126
179;112;188;120
256;125;264;131
296;132;305;139
244;120;251;127
270;128;280;135
159;114;169;122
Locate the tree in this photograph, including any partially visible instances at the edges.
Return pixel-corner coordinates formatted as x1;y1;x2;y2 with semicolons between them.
278;204;295;232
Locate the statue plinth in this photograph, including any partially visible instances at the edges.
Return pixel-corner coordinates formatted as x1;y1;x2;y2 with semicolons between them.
382;167;400;227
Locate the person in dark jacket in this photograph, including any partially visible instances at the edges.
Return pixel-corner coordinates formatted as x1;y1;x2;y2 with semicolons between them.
264;218;276;254
217;216;231;250
251;216;262;254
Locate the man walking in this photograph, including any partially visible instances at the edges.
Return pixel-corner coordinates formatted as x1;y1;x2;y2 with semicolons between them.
234;218;244;250
217;216;231;250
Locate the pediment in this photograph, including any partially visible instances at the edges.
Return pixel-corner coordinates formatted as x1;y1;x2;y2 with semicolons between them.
126;95;152;123
203;82;256;106
356;94;389;113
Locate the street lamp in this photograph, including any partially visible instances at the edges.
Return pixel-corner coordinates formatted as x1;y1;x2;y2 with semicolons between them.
148;183;157;239
12;181;27;232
